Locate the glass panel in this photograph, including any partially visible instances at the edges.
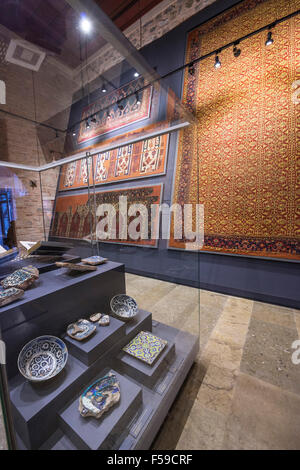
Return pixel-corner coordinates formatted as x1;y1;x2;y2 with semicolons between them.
0;0;200;451
0;0;193;169
0;380;9;450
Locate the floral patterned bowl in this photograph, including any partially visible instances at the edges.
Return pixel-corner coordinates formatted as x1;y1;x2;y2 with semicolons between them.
18;336;68;382
110;294;138;322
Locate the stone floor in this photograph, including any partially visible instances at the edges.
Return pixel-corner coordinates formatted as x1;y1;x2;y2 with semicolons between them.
126;273;300;450
0;273;299;450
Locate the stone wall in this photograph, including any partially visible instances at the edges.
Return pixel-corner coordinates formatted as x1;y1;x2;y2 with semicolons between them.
0;57;76;243
74;0;217;88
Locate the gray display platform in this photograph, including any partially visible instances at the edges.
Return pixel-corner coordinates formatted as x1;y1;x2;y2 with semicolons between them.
4;264;199;450
0;260;125;378
0;254;80;280
117;340;176;387
64;316;126;366
59;368;142;450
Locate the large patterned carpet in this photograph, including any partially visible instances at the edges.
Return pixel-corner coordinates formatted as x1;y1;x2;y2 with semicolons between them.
170;0;300;260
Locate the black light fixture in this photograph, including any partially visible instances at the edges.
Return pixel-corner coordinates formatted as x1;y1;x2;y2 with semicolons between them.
80;15;92;34
135;92;141;105
233;41;241;57
214;52;221;69
55;129;59;138
86;119;90;129
72;128;76;136
188;62;195;76
91;116;97;123
265;29;274;46
118;102;124;111
101;82;107;93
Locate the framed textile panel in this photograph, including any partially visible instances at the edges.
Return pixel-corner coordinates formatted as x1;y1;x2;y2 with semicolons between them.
51;184;163;248
169;0;300;260
58;134;169;191
77;78;152;144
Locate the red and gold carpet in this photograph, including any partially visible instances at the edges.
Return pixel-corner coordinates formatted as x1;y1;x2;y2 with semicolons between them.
58;134;168;190
170;0;300;260
51;184;162;247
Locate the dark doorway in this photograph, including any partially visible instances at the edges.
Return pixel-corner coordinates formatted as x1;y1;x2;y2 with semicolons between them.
0;189;16;249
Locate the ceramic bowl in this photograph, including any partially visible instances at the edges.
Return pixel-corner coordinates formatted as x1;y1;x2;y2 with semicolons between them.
18;335;68;382
110;294;138;322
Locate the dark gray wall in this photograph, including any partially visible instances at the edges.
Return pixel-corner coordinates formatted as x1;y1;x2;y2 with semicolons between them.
57;0;299;309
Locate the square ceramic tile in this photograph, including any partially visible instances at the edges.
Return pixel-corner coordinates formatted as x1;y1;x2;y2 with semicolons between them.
123;331;167;365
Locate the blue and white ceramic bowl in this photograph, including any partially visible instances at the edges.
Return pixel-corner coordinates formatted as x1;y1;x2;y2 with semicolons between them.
18;336;68;382
110;294;138;322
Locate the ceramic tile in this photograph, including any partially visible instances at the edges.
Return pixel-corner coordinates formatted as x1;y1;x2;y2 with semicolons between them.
123;331;167;365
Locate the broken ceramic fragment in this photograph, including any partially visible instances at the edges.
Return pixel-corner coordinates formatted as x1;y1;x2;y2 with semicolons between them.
67;319;96;341
82;256;108;266
55;262;96;272
89;313;102;323
79;372;120;418
0;287;24;307
1;266;39;290
99;315;110;326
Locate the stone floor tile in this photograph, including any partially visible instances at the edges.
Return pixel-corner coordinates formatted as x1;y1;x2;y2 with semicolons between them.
196;363;237;416
223;373;300;450
252;301;296;329
175;405;227;450
240;318;300;395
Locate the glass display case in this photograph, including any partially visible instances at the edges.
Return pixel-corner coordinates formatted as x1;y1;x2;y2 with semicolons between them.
0;0;200;450
1;0;299;453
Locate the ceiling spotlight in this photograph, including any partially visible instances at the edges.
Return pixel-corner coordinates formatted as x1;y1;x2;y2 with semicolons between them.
233;42;241;57
188;62;195;76
133;71;139;78
80;15;92;34
265;30;274;46
214;53;221;69
72;129;76;136
86;119;90;129
135;92;141;105
91;116;97;123
118;103;124;111
101;83;107;93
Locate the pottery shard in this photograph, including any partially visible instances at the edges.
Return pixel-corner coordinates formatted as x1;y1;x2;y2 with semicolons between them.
89;313;102;322
1;266;39;290
79;372;120;419
55;262;96;272
0;287;24;307
99;315;110;326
